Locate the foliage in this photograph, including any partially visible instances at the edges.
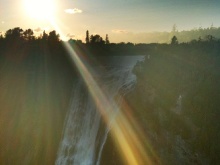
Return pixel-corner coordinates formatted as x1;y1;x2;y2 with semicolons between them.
130;40;220;164
48;30;60;43
105;34;110;44
90;34;105;44
171;35;178;44
5;27;24;40
1;26;220;164
23;29;34;41
85;30;90;44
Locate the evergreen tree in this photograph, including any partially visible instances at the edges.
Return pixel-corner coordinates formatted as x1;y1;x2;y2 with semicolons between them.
171;35;178;45
48;30;60;43
86;30;90;44
23;29;35;41
42;30;48;41
5;27;24;40
0;34;3;40
105;34;110;44
172;24;177;33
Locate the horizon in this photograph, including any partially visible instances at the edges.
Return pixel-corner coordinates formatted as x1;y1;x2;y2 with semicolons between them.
1;25;220;44
1;0;220;43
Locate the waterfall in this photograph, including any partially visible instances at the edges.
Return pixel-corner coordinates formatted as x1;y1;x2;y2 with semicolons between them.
56;56;144;165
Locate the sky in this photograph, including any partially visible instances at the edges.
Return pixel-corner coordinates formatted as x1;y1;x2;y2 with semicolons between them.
1;0;220;43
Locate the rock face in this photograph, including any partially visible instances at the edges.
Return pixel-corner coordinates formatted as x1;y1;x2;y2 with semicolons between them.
104;43;220;165
56;56;143;165
53;42;219;165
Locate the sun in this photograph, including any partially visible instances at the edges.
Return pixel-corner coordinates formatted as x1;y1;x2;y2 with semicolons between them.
24;0;56;20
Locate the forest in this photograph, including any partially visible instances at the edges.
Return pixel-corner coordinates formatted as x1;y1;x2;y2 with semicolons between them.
0;26;220;164
101;32;220;165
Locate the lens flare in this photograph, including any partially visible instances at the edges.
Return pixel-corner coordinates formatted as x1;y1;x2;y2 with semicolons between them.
49;20;160;165
23;0;56;20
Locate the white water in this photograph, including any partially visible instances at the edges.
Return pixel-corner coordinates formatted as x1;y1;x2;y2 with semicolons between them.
56;56;144;165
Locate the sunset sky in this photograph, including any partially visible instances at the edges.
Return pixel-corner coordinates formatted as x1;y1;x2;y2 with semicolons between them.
1;0;220;43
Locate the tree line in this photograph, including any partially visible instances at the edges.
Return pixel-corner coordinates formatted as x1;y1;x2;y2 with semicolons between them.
1;27;220;45
85;30;110;45
0;27;60;43
1;26;220;58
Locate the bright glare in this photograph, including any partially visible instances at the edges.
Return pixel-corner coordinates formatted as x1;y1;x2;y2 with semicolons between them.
23;0;56;20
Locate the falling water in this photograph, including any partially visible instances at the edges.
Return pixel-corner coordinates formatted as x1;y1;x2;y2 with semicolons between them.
56;56;144;165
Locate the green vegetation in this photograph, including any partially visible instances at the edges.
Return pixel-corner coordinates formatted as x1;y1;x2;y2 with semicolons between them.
0;28;76;164
1;26;220;164
127;38;220;164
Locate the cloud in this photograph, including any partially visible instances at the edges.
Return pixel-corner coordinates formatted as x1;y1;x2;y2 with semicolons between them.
34;27;50;33
66;33;75;38
34;27;42;32
64;8;82;14
112;29;129;33
1;21;4;24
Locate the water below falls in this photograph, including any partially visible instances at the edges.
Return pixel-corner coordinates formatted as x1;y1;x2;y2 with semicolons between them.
56;56;144;165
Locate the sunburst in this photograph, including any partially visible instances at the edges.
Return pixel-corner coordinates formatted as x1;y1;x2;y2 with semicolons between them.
23;0;56;20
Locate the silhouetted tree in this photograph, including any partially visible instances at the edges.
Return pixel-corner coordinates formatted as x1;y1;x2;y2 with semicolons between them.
90;34;105;44
69;39;83;45
126;42;134;46
42;30;48;41
23;29;35;41
76;40;83;44
0;34;3;40
171;36;178;45
172;24;177;33
0;34;3;46
48;30;60;43
90;35;94;43
5;27;24;40
105;34;110;44
118;42;125;45
205;35;215;42
86;30;90;44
